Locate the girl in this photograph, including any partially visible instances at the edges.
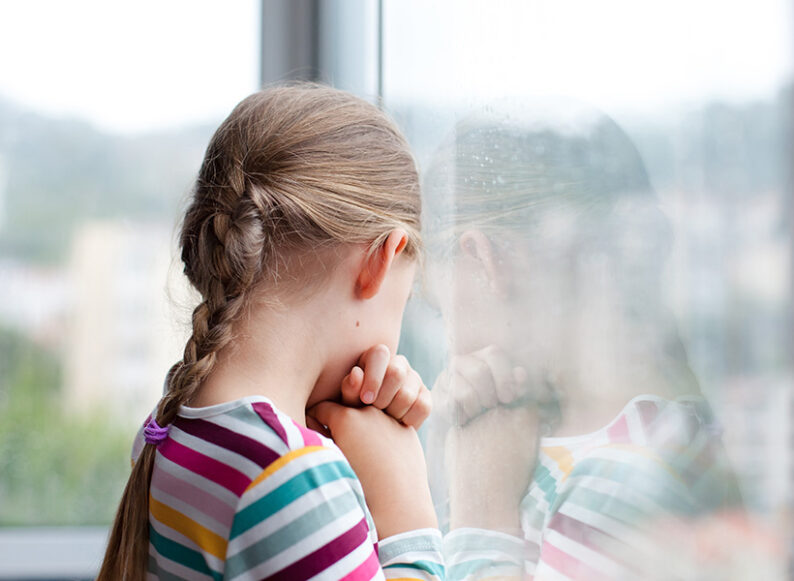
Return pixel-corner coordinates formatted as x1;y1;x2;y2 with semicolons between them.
98;84;444;580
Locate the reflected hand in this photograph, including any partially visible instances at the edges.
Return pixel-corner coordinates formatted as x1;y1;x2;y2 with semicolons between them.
430;345;547;534
432;344;553;426
446;404;538;534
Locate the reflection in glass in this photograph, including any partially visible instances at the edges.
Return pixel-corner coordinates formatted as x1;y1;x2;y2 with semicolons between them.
423;100;759;579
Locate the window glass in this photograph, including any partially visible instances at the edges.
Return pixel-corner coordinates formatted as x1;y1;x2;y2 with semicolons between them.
0;0;259;528
386;1;793;577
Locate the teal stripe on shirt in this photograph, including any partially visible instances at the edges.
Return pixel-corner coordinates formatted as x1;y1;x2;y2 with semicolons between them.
566;457;695;514
149;525;221;581
148;554;194;581
225;487;361;578
384;559;446;577
230;459;356;539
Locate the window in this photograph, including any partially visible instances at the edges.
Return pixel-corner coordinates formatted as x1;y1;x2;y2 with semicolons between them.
0;1;259;577
384;0;793;577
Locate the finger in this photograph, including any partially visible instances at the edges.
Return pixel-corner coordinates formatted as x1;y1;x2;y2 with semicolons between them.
305;414;331;438
340;366;364;406
475;345;517;405
459;384;482;422
513;366;550;404
452;372;483;425
452;355;497;413
431;373;457;425
359;344;390;404
384;368;420;419
400;384;432;429
307;400;349;433
431;367;451;402
373;355;410;409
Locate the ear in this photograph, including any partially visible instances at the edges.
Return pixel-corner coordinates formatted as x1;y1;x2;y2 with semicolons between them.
459;229;509;297
356;229;409;300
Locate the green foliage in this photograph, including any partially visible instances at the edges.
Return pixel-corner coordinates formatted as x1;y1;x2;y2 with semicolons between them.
0;327;132;525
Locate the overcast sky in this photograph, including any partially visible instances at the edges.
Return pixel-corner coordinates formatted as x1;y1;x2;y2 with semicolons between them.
0;0;791;134
384;0;793;113
0;0;260;134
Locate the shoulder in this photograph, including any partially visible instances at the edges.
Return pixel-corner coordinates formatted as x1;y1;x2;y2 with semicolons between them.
532;398;742;579
219;402;378;579
548;396;739;516
154;397;347;499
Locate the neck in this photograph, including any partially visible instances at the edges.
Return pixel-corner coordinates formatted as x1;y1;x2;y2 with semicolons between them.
190;301;327;427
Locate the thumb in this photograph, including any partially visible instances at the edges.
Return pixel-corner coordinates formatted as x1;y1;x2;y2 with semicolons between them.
340;366;365;407
306;400;348;433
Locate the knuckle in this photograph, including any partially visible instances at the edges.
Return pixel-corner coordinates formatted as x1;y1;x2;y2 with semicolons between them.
472;357;490;376
389;363;408;382
394;388;414;407
482;344;500;357
394;354;410;373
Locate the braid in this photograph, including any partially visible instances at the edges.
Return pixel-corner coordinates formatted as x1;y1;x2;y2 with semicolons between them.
158;164;268;424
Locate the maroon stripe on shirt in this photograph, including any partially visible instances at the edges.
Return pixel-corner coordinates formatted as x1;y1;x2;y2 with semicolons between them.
548;511;620;553
173;417;280;468
267;517;371;580
547;512;637;575
158;437;250;496
251;401;290;445
635;399;660;433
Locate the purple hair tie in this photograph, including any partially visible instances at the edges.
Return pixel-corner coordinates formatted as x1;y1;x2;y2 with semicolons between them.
143;417;170;446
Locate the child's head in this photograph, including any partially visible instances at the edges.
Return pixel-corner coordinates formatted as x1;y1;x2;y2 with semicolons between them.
167;82;422;416
98;82;421;580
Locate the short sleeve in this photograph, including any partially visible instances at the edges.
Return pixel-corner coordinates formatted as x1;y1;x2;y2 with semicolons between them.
442;528;528;581
379;528;445;580
223;444;445;581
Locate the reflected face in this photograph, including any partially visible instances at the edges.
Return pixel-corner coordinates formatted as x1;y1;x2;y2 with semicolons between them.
430;223;573;367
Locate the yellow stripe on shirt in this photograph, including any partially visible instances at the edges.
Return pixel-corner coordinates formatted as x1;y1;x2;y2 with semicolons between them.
245;445;328;493
149;495;228;560
543;445;575;481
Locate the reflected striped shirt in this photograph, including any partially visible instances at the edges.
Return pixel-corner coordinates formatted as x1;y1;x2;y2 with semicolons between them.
132;395;445;581
520;395;741;580
437;395;742;580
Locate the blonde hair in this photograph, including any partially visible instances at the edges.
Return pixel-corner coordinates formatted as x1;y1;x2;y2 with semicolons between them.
98;82;421;580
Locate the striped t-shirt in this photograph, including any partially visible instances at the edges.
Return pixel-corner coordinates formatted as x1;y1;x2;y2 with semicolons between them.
521;394;742;580
132;395;445;580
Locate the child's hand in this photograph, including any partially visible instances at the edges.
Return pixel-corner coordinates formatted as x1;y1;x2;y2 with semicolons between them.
307;401;438;539
340;344;432;429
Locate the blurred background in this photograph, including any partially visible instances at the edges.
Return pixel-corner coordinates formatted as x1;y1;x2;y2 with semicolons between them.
0;0;791;578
